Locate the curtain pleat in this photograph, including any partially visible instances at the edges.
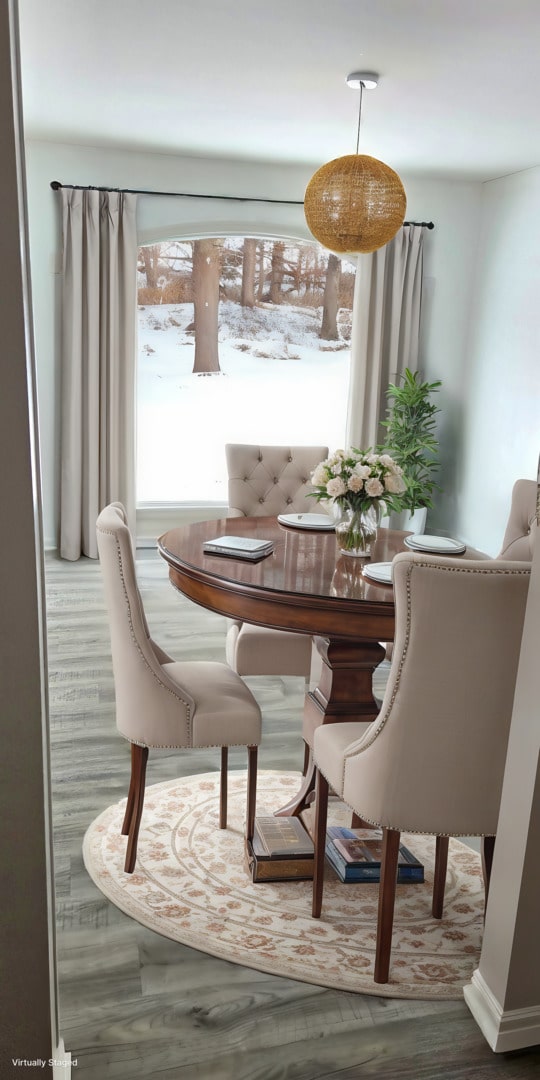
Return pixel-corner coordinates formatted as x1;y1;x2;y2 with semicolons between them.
345;225;425;450
60;189;137;559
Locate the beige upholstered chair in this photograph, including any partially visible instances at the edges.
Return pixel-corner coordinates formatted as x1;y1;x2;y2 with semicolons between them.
497;478;536;559
225;443;328;677
96;502;261;874
311;550;531;984
379;477;535;669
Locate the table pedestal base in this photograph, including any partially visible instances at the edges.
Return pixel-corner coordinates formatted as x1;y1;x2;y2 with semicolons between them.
276;635;385;817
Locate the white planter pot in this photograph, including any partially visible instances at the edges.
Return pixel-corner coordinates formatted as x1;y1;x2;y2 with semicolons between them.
385;507;428;534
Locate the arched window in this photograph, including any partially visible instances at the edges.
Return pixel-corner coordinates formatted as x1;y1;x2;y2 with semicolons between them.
136;236;355;505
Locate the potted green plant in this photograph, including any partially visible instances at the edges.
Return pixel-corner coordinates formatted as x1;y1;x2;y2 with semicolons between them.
380;367;442;532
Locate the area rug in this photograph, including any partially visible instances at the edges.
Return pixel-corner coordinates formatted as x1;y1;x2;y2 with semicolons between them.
82;770;485;1000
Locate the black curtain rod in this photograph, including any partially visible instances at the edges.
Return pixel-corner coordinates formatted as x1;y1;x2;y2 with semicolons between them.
49;181;434;229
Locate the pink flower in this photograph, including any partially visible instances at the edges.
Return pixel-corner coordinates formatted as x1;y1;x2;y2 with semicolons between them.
326;477;347;497
384;473;406;493
347;475;364;492
365;478;384;497
311;462;329;486
352;464;371;479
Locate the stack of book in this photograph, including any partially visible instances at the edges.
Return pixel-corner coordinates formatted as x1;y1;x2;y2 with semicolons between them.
325;826;424;883
245;815;314;882
203;535;274;561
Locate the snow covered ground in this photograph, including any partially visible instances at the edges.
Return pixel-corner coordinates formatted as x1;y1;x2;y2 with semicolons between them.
137;300;350;503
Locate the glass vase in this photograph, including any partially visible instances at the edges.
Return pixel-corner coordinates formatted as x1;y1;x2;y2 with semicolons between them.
334;503;381;557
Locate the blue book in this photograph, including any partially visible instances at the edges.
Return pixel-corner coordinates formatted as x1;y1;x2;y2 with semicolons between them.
325;826;424;884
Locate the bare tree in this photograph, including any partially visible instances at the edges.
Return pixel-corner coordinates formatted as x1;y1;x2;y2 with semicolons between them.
320;254;341;340
257;241;267;301
270;241;285;304
139;244;161;289
241;238;257;308
192;239;222;375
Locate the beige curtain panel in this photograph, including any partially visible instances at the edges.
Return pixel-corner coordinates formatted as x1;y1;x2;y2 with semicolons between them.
60;188;138;560
345;224;425;450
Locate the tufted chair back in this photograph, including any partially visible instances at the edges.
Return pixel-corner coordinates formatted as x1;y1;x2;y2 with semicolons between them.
497;479;536;560
226;444;328;518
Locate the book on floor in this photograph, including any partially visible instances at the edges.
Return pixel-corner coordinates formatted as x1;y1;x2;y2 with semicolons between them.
203;535;274;560
325;826;424;884
245;815;314;882
254;815;314;857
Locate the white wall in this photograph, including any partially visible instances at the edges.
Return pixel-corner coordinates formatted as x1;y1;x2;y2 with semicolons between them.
457;166;540;553
24;139;481;549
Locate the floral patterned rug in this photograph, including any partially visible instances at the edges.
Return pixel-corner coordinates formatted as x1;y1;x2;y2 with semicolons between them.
83;770;485;1000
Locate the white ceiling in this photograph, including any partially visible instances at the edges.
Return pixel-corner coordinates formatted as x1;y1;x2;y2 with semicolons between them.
17;0;540;182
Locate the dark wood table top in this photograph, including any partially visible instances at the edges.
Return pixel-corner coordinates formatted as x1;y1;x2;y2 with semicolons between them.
158;516;419;643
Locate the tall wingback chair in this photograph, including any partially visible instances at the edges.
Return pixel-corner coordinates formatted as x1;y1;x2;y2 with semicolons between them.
96;502;261;873
224;444;328;678
311;550;531;984
497;478;536;559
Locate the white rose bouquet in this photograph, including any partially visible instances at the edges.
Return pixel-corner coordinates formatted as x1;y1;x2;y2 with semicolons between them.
309;448;406;514
309;448;407;555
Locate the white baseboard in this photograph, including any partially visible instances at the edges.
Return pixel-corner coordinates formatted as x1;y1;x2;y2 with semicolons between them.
464;969;540;1052
52;1038;71;1078
136;503;227;548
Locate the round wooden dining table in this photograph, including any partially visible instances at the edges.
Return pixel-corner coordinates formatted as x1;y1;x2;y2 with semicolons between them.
157;514;420;815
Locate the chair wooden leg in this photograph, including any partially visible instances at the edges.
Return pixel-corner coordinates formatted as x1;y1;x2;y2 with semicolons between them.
482;835;495;914
302;739;310;777
432;835;450;919
312;769;329;918
121;743;140;835
219;747;228;829
374;827;401;984
351;812;372;829
124;744;149;874
246;745;258;844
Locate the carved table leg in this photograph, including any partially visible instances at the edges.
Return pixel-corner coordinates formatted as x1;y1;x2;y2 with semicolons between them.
275;635;385;817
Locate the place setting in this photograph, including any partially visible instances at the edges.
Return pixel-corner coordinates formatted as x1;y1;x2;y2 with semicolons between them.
276;512;335;530
362;561;394;585
403;533;466;554
361;535;467;586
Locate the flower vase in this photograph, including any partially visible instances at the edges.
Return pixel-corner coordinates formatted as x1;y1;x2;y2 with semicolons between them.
334;504;381;557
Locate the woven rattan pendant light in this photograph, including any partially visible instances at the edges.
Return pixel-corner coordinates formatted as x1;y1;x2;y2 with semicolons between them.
304;73;406;255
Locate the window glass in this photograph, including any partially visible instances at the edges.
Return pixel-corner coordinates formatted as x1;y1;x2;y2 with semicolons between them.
137;237;354;504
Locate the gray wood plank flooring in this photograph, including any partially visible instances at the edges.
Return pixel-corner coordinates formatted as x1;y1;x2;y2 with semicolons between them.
45;551;540;1078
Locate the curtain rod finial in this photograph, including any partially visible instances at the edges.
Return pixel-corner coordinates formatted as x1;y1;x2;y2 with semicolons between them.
50;180;61;191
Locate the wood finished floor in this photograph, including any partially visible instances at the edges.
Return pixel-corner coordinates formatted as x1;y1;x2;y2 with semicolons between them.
46;550;540;1079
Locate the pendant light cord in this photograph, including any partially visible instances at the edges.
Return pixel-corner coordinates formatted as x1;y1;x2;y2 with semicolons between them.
355;82;364;154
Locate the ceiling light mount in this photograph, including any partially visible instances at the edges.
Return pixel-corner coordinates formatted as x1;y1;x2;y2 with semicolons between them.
346;71;379;91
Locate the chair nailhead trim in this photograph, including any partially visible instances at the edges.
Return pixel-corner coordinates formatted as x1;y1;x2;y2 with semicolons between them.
125;734;260;750
313;765;496;839
97;525;193;740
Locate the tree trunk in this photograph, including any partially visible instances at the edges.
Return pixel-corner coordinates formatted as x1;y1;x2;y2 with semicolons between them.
320;254;341;340
241;238;257;308
192;239;222;374
141;244;160;289
257;241;266;300
270;241;285;304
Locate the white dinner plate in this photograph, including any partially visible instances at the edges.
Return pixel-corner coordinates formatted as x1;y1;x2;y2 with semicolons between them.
277;513;335;531
362;562;393;585
404;534;466;554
